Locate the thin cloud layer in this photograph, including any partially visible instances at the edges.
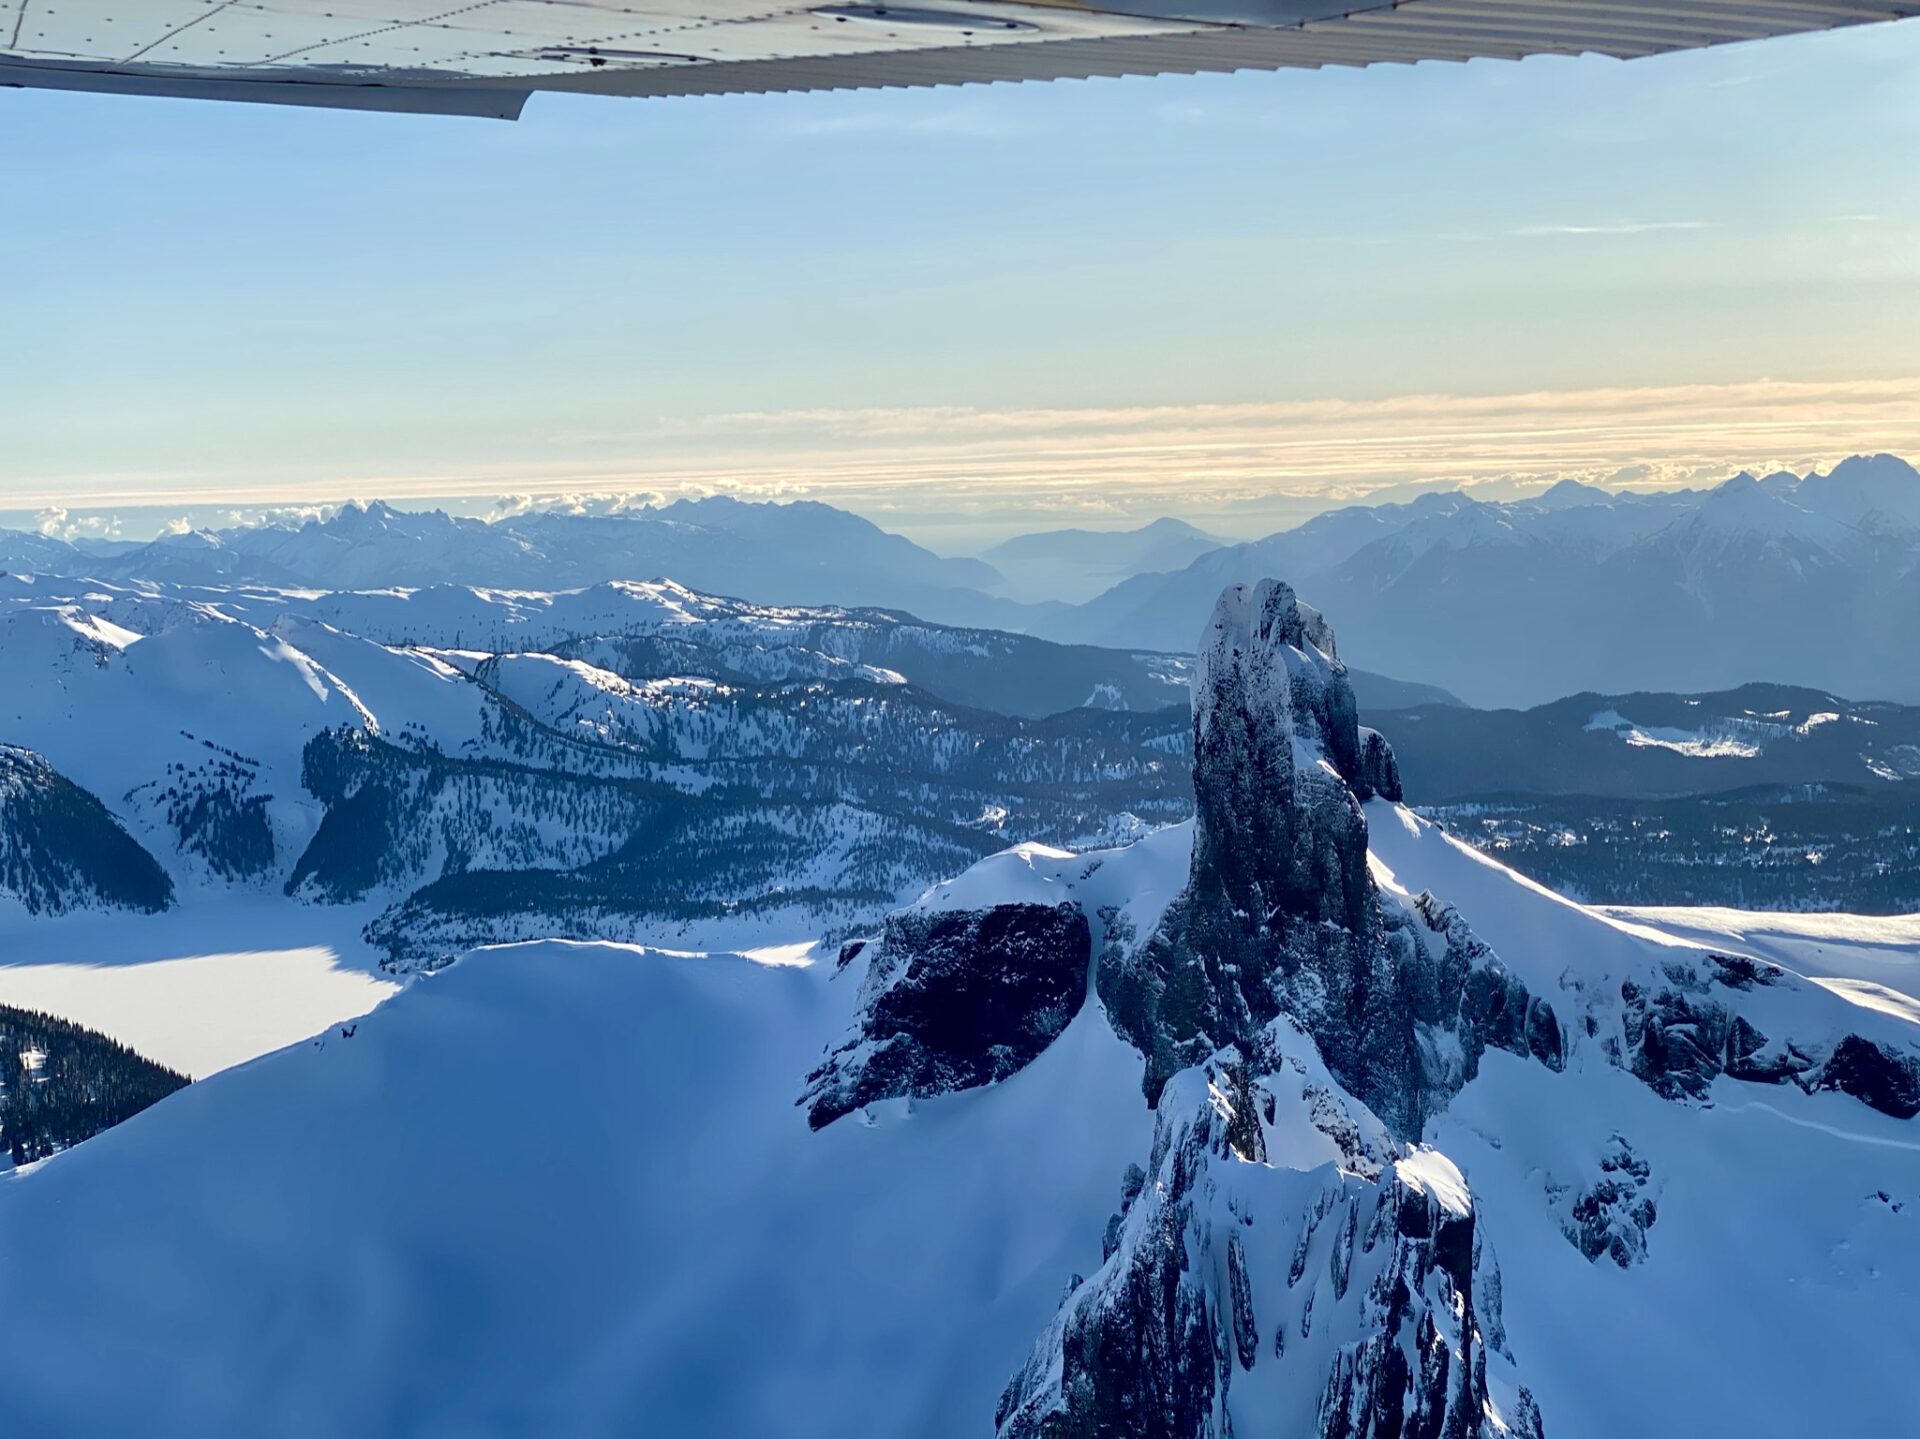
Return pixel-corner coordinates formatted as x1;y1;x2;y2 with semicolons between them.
9;377;1919;539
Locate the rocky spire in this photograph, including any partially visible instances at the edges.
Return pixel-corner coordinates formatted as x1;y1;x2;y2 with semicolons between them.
998;583;1554;1439
1189;580;1375;935
1099;581;1424;1125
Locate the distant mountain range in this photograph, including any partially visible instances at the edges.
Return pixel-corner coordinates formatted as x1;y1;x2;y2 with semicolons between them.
0;497;1007;621
7;452;1918;706
1035;455;1920;706
1378;682;1920;802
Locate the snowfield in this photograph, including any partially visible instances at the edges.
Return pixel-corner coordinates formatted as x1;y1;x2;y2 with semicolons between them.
0;938;1152;1438
1599;903;1920;1005
0;898;397;1077
0;808;1912;1437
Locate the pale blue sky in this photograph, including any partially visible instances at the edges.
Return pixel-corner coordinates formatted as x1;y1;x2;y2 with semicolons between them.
4;23;1920;545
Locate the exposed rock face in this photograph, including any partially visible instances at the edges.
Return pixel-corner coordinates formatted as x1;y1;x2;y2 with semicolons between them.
1389;893;1565;1106
1556;1136;1657;1268
1618;962;1754;1102
1099;583;1390;1113
997;1054;1531;1439
994;583;1572;1439
1810;1035;1920;1119
1099;581;1558;1137
1613;952;1920;1120
802;901;1091;1128
1353;727;1403;804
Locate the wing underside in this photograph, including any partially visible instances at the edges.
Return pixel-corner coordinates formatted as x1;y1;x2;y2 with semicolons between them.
3;0;1915;117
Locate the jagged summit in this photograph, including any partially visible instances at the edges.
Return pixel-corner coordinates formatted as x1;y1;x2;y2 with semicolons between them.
1106;581;1444;1121
1191;580;1398;920
807;579;1915;1437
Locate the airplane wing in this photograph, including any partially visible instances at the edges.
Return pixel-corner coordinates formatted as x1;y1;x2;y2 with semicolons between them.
3;0;1914;118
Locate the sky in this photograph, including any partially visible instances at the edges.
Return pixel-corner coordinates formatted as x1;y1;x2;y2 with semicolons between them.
4;22;1920;549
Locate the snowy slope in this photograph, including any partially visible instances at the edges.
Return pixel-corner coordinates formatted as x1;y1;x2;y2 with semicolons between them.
1369;808;1920;1436
1;807;1907;1435
0;601;366;886
0;575;1191;968
1598;904;1920;1012
0;939;1152;1438
0;580;1911;1438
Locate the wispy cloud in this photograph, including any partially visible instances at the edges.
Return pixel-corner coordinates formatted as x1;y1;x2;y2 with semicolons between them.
485;491;668;520
11;377;1918;541
1510;220;1717;238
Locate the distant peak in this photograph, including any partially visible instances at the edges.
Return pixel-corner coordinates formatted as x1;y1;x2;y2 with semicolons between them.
1534;477;1610;508
1799;453;1920;529
153;527;224;550
1136;515;1210;536
1826;452;1918;483
329;499;398;529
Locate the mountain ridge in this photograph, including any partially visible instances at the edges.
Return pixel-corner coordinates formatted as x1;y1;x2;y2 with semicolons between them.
1039;454;1920;705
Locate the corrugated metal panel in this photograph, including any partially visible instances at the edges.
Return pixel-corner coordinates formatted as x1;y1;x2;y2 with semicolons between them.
540;0;1920;97
2;0;1915;113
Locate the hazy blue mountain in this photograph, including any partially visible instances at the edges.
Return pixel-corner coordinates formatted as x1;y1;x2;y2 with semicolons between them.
980;516;1229;603
1039;455;1920;706
0;530;95;576
1;498;1010;620
1344;667;1462;711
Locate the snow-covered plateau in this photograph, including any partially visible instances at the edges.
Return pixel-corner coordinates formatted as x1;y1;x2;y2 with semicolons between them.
0;577;1913;1437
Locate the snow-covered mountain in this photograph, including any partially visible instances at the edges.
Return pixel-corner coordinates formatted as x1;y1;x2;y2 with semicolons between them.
0;574;1194;967
0;579;1911;1436
4;497;1010;622
1044;454;1920;706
